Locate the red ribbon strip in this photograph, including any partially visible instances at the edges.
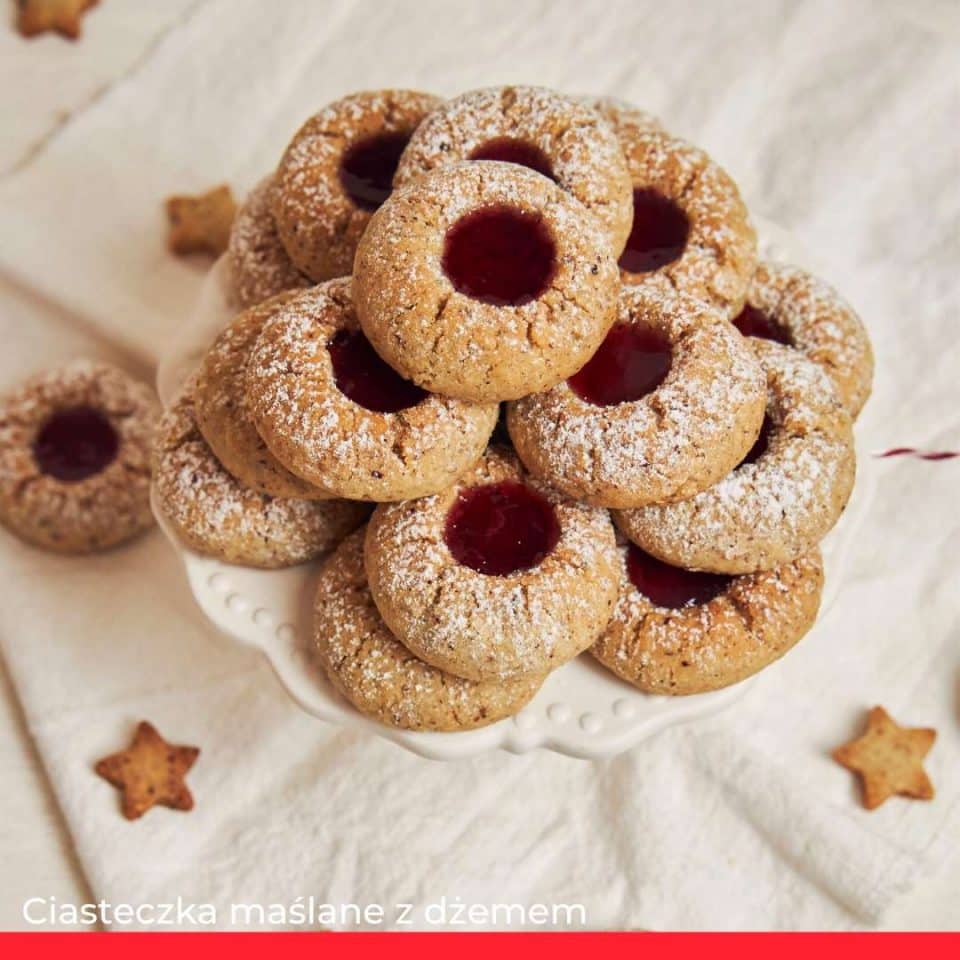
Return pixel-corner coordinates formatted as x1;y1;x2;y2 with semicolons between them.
875;447;959;461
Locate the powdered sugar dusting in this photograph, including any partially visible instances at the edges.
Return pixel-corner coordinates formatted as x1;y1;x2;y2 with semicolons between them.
508;282;766;507
615;341;856;573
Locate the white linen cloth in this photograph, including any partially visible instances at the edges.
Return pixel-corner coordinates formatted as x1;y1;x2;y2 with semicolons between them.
0;0;957;930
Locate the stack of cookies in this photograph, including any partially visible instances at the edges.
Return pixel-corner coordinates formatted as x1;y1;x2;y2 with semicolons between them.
154;86;873;733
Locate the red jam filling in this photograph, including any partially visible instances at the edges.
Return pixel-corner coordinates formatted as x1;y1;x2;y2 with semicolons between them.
732;304;791;345
32;405;119;483
618;188;689;274
339;132;410;211
740;414;773;466
442;205;556;306
468;138;556;181
626;544;731;609
328;329;427;413
568;323;672;406
444;480;560;576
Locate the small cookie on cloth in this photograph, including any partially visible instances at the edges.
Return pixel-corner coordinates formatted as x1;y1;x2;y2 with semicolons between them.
226;176;311;309
833;706;936;810
314;530;545;732
364;447;620;682
733;261;874;420
165;184;237;257
0;360;158;553
194;292;331;500
591;541;823;695
153;383;368;568
16;0;97;39
95;721;199;821
248;278;498;501
273;89;442;281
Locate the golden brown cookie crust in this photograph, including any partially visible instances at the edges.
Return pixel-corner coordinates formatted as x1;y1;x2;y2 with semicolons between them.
314;529;544;732
272;89;442;281
618;129;757;317
507;282;766;508
153;384;367;569
165;184;236;257
394;85;634;255
591;544;823;695
0;360;157;553
194;292;332;500
742;261;874;419
226;177;311;309
354;161;619;402
364;447;620;681
577;95;663;140
247;279;498;501
615;340;856;574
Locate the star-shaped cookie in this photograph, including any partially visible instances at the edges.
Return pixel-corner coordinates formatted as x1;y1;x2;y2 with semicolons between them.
16;0;98;40
165;184;236;257
95;721;200;820
833;706;936;810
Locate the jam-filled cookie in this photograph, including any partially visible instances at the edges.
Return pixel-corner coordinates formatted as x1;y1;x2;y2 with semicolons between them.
154;385;367;568
616;129;756;317
733;261;873;419
0;361;157;553
226;177;310;309
194;292;331;500
272;89;441;281
615;340;856;574
354;161;619;402
577;95;663;139
591;541;823;695
394;85;633;255
507;282;766;508
314;529;545;732
247;278;498;501
364;447;620;681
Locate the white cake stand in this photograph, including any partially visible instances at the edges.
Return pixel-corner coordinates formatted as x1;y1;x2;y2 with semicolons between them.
153;218;875;760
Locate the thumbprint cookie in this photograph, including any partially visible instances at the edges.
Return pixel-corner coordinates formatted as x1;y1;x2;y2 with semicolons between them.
394;85;633;255
247;278;498;501
733;261;873;419
591;541;823;694
153;384;367;568
616;129;756;317
354;161;619;402
0;361;158;553
272;89;441;281
615;340;856;574
314;529;545;732
507;282;766;508
364;447;619;681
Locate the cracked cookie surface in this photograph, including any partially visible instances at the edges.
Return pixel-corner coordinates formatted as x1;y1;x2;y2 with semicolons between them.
194;291;331;500
314;529;544;731
364;447;620;681
273;89;441;281
735;261;873;419
507;281;766;508
394;85;633;255
154;383;367;568
0;360;157;553
247;278;498;501
615;340;856;574
592;541;823;694
354;161;619;402
617;129;756;317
